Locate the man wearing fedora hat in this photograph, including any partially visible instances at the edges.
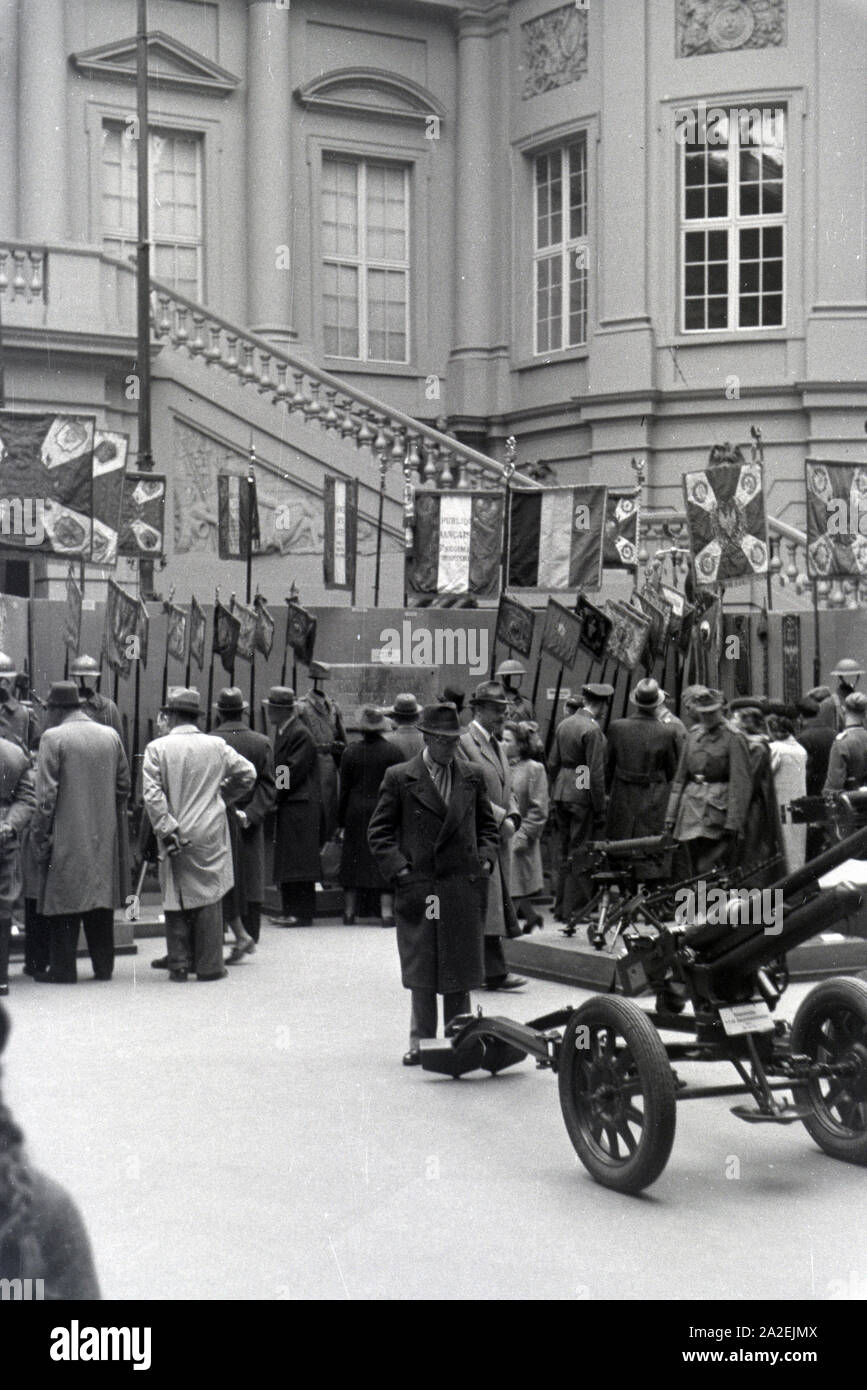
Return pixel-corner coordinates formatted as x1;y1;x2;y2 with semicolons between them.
265;687;323;926
664;688;753;877
337;707;406;925
604;679;682;840
30;681;130;984
386;693;424;761
213;687;276;959
368;703;500;1063
142;688;256;981
458;680;526;990
298;661;346;842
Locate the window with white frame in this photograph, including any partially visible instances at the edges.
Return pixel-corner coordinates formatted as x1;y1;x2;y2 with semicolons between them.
680;106;785;332
102;122;203;301
321;156;410;363
533;137;588;354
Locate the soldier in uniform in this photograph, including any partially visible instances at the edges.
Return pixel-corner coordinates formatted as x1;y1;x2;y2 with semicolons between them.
69;654;123;739
664;688;753;877
816;659;864;733
605;679;682;840
496;659;535;723
298;661;346;842
548;683;612;920
0;653;38;752
824;691;867;792
658;691;687;754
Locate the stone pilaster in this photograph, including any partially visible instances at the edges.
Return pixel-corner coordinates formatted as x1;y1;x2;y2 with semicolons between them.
18;0;68;240
0;0;18;237
246;0;295;343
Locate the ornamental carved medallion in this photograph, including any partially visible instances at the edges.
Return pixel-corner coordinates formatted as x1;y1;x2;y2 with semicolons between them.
676;0;786;57
521;4;588;99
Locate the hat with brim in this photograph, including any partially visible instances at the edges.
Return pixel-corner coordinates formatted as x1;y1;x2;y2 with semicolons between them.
69;654;100;678
359;706;390;734
263;686;296;709
691;688;725;713
308;661;330;680
832;659;864;679
216;686;249;715
47;681;83;709
630;678;666;710
729;696;768;714
470;680;508;708
390;693;420;718
805;686;832;704
162;686;202;717
582;683;615;701
418;703;462;738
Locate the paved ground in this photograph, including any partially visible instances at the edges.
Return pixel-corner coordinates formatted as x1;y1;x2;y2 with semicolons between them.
3;920;866;1301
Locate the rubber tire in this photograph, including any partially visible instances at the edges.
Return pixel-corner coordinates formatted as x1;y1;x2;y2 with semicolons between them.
558;996;677;1194
790;976;867;1165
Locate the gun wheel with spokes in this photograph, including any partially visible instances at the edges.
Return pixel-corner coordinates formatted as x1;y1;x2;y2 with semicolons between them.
558;996;677;1194
791;977;867;1164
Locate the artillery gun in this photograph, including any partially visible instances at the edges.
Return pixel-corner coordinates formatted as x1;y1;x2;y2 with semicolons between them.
418;816;867;1194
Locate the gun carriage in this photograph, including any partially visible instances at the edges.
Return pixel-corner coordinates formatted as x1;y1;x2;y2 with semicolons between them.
418;796;867;1194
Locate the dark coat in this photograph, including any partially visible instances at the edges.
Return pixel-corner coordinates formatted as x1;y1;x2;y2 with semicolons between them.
367;753;500;993
548;711;607;820
605;711;681;839
742;735;787;885
337;734;405;889
824;724;867;791
298;691;346;840
272;715;322;884
216;720;276;909
458;723;521;938
0;736;35;906
797;724;836;796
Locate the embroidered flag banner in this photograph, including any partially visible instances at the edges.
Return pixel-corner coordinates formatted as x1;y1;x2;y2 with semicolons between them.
103;579;139;677
63;570;82;652
323;476;358;591
189;596;206;671
781;613;802;706
213;600;241;674
90;430;128;565
575;594;612;661
805;460;867;578
633;589;672;666
118;473;165;557
137;599;150;669
217;473;261;561
603;489;640;569
254;594;275;659
494;594;536;659
231;597;258;663
683;460;768;585
285;601;317;666
408;491;504;599
0;412;95;555
540;599;583;669
166;604;188;663
508;485;606;591
604;599;650;670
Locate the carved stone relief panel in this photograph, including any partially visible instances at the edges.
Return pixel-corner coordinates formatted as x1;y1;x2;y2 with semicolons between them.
521;4;588;99
676;0;786;58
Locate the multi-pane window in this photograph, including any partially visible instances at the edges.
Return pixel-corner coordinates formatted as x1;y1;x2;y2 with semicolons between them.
533;138;588;354
322;156;409;363
102;122;203;301
681;107;785;331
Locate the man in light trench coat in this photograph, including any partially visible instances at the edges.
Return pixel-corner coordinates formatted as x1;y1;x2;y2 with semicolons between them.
142;688;256;981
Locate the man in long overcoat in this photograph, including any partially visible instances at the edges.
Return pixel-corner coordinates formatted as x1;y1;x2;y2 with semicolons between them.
70;653;123;739
367;702;500;1065
0;736;35;996
548;683;611;920
266;687;322;926
298;662;346;842
605;679;682;839
213;687;276;954
458;680;526;991
142;687;256;981
30;681;130;983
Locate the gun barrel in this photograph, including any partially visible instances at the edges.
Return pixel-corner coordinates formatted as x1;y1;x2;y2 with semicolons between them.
769;822;867;901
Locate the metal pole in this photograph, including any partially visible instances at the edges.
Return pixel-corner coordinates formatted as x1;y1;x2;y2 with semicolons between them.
136;0;152;471
812;581;822;687
373;452;387;607
545;666;564;755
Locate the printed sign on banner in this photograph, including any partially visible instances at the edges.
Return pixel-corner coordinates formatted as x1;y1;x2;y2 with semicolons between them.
323;476;358;591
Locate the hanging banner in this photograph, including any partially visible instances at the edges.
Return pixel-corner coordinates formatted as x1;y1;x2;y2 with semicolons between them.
137;599;150;669
254;594;275;659
540;599;583;669
575;594;612;661
189;596;206;671
604;599;651;670
0;411;95;555
494;594;536;659
103;579;139;678
633;589;672;667
805;460;867;579
603;489;640;569
781;613;802;706
118;473;166;557
508;485;606;591
285;602;317;666
63;570;82;653
231;597;258;663
683;460;768;585
90;430;129;565
213;600;241;674
217;473;261;561
407;491;504;599
723;613;753;697
166;604;188;663
323;476;358;591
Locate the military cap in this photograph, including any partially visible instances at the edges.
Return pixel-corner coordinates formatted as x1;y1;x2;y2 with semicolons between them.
691;688;725;713
470;679;508;707
496;659;526;679
308;661;330;680
728;696;767;714
831;658;864;679
582;683;614;701
161;687;202;716
844;691;867;715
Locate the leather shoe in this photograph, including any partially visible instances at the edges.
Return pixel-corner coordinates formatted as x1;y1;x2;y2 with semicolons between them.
402;1049;421;1067
0;984;8;997
197;969;228;981
169;969;188;982
485;974;527;991
151;955;169;970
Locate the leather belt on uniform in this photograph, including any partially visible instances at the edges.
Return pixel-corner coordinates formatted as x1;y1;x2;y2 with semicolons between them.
613;770;666;787
690;774;729;784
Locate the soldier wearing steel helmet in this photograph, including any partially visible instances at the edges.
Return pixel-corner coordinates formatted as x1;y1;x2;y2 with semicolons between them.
0;653;38;752
816;658;864;733
69;653;123;740
495;659;536;723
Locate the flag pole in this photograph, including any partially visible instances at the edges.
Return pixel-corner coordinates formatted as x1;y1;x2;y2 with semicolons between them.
229;592;236;686
206;588;218;733
247;443;256;723
161;585;174;706
545;666;564;756
373;451;387;607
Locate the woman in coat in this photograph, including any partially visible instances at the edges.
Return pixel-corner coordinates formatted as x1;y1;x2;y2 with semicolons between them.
337;708;405;926
501;721;549;932
768;712;808;872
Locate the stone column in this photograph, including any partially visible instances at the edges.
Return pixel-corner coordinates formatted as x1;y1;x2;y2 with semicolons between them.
246;0;295;343
18;0;68;240
0;0;18;237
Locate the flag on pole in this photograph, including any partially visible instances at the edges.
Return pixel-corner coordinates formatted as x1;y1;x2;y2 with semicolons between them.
231;597;258;663
407;491;505;599
323;476;358;591
213;600;241;674
254;594;275;659
603;489;640;569
494;595;536;659
137;599;150;668
575;594;612;660
0;411;95;555
604;599;650;670
683;460;768;585
90;430;129;565
805;460;867;578
63;568;82;653
508;486;607;591
217;474;260;560
540;599;583;669
285;602;317;665
103;579;139;677
189;596;206;671
166;604;188;662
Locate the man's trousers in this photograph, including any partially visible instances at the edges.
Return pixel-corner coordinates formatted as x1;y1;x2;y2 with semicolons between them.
46;908;115;983
409;988;470;1049
164;901;224;978
24;898;50;976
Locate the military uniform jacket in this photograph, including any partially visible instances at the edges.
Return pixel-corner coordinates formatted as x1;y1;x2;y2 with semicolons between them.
504;693;536;724
824;725;867;792
548;711;607;819
665;720;753;841
0;696;38;753
0;735;36;906
605;711;681;840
